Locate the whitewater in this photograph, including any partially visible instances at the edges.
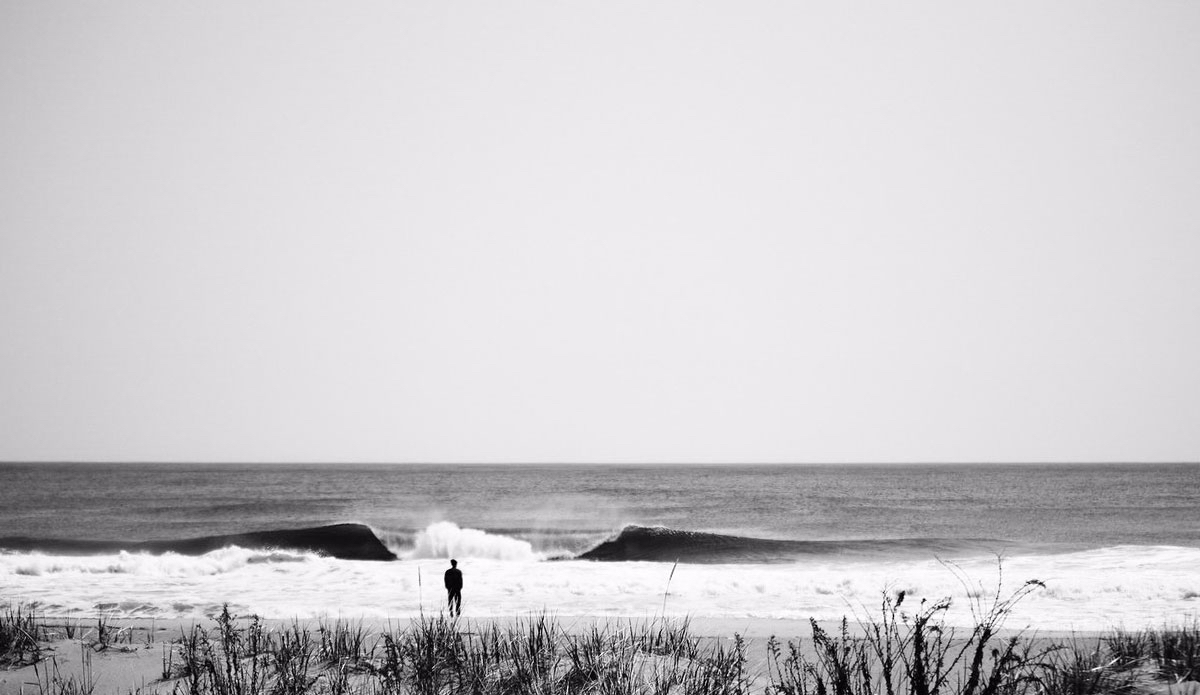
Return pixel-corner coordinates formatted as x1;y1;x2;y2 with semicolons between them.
3;463;1199;631
3;521;1198;631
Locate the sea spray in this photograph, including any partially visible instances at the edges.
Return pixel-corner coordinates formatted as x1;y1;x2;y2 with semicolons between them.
407;522;542;561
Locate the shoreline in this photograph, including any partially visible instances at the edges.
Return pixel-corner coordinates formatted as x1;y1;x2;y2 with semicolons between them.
9;547;1198;633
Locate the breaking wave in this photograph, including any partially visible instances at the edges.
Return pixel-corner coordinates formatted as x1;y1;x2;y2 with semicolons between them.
0;521;1025;566
576;525;1019;563
406;522;543;561
0;523;396;561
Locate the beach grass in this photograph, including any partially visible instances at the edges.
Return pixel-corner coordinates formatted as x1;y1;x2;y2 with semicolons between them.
5;600;1200;695
1102;619;1200;683
0;605;44;668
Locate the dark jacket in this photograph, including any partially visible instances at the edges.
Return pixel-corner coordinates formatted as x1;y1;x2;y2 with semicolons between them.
444;567;463;591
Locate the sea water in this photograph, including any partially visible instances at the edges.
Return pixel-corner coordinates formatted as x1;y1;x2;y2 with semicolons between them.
1;463;1198;630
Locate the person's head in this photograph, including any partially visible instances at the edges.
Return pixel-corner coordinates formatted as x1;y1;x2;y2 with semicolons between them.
450;559;457;567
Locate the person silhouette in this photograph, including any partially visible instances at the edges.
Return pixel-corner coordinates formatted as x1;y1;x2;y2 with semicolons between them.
444;559;463;616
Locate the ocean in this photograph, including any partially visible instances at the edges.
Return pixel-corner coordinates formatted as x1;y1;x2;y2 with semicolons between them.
1;463;1198;631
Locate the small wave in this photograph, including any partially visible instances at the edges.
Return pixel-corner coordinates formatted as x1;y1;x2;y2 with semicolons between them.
0;546;320;578
406;522;542;561
576;525;1015;563
0;523;396;561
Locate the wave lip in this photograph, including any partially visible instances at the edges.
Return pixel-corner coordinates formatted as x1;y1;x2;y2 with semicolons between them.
0;523;397;562
576;525;1013;563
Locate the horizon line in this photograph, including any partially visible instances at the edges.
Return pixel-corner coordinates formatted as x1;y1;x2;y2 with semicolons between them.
1;459;1197;466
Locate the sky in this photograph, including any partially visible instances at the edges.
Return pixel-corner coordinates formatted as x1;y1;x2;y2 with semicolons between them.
1;1;1198;463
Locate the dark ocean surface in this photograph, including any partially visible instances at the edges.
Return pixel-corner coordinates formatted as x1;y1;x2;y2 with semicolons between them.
2;462;1197;556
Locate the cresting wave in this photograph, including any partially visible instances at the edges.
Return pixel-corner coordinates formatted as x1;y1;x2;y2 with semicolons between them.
0;522;1024;565
0;523;397;561
577;525;1023;563
0;522;551;564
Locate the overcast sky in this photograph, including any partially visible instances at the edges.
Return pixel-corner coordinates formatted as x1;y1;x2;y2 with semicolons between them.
2;1;1198;463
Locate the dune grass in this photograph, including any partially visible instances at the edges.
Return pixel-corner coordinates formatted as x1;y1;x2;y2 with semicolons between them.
1103;618;1200;683
0;604;44;668
5;597;1200;695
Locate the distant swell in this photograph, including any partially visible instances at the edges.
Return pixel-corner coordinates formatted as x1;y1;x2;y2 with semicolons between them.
0;523;396;562
576;525;1013;563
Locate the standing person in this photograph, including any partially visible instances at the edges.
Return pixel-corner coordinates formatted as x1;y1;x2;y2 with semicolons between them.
444;559;463;616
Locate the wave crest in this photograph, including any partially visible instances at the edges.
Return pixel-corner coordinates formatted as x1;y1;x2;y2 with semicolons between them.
577;525;1016;563
0;523;396;561
407;522;542;561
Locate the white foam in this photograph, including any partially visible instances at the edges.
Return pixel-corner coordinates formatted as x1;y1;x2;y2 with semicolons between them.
3;538;1198;631
406;522;543;561
1;547;316;578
